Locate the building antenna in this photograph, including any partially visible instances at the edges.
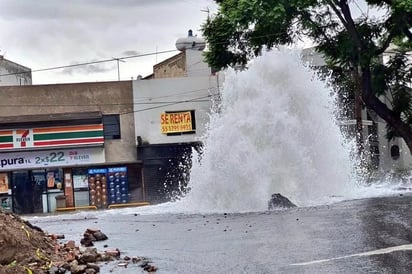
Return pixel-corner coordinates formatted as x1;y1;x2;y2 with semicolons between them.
155;46;158;63
200;7;210;19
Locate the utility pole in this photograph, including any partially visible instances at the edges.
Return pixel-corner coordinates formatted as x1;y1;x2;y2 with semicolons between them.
113;58;125;81
201;7;210;20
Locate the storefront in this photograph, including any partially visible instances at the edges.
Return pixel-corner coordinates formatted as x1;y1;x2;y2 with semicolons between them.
0;144;103;214
0;122;144;214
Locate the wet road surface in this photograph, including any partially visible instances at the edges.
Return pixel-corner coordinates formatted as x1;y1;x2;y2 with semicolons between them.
26;194;412;273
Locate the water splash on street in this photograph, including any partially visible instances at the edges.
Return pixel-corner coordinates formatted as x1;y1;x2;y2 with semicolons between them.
170;50;358;213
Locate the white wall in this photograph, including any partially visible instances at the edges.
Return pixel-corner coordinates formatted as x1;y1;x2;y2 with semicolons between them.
376;82;412;171
0;58;32;86
378;121;412;171
376;120;395;170
133;75;221;145
302;48;412;172
185;50;211;77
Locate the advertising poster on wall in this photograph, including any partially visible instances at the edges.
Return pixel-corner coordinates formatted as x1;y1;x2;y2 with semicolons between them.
107;167;128;205
160;111;194;134
88;169;108;209
88;167;128;208
47;172;55;188
73;174;89;190
0;147;105;171
0;173;8;194
63;171;74;208
46;169;63;190
32;170;46;192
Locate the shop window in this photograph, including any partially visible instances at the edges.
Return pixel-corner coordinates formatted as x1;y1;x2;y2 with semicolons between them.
0;173;11;210
32;169;47;193
103;114;121;140
72;168;90;207
72;168;89;190
46;168;63;190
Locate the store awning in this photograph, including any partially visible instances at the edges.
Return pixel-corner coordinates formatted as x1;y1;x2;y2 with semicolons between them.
0;111;102;129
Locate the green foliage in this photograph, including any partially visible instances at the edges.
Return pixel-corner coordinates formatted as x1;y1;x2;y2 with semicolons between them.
384;53;412;139
203;0;412;146
202;0;308;69
203;0;411;70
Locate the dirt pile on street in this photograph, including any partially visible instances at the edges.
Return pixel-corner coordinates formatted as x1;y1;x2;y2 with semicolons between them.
0;209;60;274
0;209;158;274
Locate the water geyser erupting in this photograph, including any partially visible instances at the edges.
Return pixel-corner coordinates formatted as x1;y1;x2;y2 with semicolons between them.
174;50;358;213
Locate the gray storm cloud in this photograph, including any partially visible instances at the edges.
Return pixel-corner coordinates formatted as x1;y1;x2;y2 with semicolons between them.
0;0;216;83
122;50;140;57
61;60;115;75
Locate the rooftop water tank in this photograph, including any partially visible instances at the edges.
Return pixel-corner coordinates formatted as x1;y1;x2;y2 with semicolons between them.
175;29;206;51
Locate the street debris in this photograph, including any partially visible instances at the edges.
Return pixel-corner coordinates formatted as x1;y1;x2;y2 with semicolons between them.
80;228;108;247
268;193;297;210
0;209;157;273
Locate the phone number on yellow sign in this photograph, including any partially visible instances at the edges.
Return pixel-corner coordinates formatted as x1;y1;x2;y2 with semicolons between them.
161;124;193;133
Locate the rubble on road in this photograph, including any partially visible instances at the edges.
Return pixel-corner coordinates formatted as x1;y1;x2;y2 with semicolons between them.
0;209;157;273
80;228;108;247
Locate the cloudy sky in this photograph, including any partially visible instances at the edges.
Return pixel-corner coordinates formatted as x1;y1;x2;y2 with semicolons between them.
0;0;217;84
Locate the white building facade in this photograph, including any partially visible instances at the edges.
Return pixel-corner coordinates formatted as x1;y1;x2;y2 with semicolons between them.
132;30;223;203
302;47;412;172
0;55;32;86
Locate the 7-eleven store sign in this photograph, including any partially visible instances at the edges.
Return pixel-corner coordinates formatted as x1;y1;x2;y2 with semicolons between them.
0;124;104;150
13;129;34;148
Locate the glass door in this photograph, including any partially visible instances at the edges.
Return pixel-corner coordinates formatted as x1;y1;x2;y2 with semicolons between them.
12;171;31;214
12;170;44;214
32;169;47;213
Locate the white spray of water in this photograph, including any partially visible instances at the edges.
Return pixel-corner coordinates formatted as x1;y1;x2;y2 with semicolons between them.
106;50;408;217
169;50;359;213
26;54;412;219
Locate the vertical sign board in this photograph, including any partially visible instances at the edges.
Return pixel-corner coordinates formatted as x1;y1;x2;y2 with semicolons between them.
107;167;128;204
64;169;74;208
88;168;108;209
47;171;55;188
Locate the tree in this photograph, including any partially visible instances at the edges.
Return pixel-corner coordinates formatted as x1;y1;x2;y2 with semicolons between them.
202;0;412;153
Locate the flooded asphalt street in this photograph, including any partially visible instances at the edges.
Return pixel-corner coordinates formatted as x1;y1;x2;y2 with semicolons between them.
26;194;412;274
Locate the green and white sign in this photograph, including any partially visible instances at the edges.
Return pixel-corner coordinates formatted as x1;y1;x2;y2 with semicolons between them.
0;147;105;171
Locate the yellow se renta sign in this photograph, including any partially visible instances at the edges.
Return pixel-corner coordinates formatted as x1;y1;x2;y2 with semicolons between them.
161;111;193;133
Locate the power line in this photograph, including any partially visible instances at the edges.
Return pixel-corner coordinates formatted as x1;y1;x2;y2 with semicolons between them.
0;93;222;117
0;30;296;79
0;96;220;107
1;3;401;81
0;31;292;79
0;86;222;107
134;87;212;101
0;49;180;77
352;0;367;18
120;94;220;115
